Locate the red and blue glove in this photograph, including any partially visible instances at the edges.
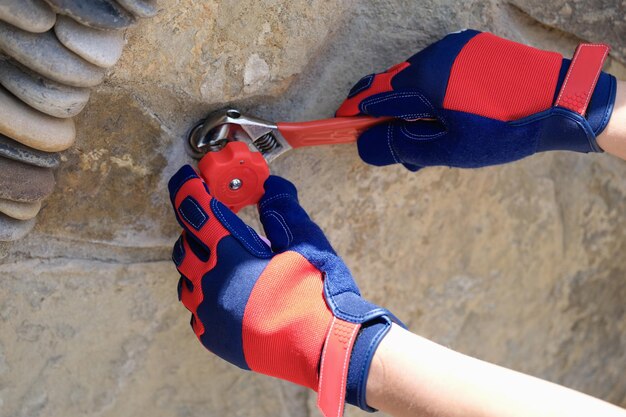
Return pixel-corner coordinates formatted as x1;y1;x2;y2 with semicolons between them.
168;166;402;416
337;29;616;171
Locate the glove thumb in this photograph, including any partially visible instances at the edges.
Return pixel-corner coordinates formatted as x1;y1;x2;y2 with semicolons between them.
258;176;334;254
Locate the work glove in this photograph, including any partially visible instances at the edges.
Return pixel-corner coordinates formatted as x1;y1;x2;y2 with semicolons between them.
337;29;617;171
168;166;401;417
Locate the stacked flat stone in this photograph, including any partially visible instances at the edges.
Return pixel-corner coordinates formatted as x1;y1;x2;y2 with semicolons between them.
0;0;158;241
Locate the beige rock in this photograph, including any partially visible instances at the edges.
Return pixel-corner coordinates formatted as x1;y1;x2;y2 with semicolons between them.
2;1;626;417
0;86;76;152
0;198;42;220
0;58;91;118
0;21;106;88
0;0;56;33
54;16;126;68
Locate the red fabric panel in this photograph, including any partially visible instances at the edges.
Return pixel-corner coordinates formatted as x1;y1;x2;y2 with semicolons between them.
317;318;360;417
175;180;231;338
443;32;562;121
336;62;410;117
555;43;610;115
242;251;333;390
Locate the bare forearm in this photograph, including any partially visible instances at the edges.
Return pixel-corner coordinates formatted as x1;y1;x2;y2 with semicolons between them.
366;325;626;417
597;80;626;159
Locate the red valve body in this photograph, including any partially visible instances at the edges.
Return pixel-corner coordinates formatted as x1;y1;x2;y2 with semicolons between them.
197;141;270;213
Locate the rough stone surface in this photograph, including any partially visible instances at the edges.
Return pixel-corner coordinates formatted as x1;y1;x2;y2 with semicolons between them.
0;86;76;152
0;156;55;202
116;0;158;18
0;198;42;220
2;1;626;417
0;133;61;168
55;16;126;68
0;0;56;34
511;0;626;62
0;57;91;118
0;22;107;88
0;213;35;241
43;0;135;30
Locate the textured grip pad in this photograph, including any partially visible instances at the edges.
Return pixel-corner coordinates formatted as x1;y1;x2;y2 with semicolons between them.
555;43;610;115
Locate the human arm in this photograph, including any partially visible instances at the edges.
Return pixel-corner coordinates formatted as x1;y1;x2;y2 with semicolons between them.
367;324;626;417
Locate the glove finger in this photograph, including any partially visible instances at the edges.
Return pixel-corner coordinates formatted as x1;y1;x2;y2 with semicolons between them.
357;119;446;167
168;165;272;259
358;89;438;120
257;175;333;254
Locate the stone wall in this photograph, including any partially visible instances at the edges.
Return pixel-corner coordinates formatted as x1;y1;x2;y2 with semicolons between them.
1;1;625;416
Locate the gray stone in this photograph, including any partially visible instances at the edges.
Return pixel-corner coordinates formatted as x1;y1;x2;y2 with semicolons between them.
0;0;56;33
511;0;626;63
116;0;158;18
0;156;55;203
54;16;126;68
43;0;135;31
0;22;106;88
0;199;42;220
0;213;35;241
0;133;60;168
0;241;8;258
0;86;76;152
0;58;91;118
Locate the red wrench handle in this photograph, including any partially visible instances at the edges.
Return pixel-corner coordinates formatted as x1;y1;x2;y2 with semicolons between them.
277;116;393;148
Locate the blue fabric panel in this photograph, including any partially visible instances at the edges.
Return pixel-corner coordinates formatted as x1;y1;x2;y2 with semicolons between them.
196;235;269;370
359;90;437;119
345;318;392;411
586;72;616;137
348;74;374;98
516;107;599;153
392;29;481;106
356;118;445;166
210;198;272;258
172;235;186;266
177;276;183;301
168;165;199;205
185;232;211;262
178;196;208;231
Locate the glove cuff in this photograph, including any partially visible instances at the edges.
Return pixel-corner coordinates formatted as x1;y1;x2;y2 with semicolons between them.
555;52;616;139
345;317;393;411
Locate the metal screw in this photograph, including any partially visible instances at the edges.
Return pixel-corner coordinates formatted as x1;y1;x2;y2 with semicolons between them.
229;178;243;190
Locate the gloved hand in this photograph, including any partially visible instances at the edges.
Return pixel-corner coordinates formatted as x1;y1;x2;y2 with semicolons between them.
168;166;401;417
337;29;617;171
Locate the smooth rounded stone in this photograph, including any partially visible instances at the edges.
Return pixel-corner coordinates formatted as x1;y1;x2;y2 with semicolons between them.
0;22;106;88
0;213;36;241
0;87;76;152
116;0;157;18
54;16;126;68
0;157;55;203
43;0;135;30
0;0;56;33
0;58;90;118
0;198;42;220
0;133;60;168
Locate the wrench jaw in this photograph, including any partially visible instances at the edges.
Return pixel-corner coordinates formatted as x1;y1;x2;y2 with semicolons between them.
187;109;292;163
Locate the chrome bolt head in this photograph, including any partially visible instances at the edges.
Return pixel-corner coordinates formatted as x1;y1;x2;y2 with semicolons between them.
229;178;243;190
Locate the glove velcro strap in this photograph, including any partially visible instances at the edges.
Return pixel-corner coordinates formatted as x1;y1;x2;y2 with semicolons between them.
555;43;610;116
317;317;361;417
